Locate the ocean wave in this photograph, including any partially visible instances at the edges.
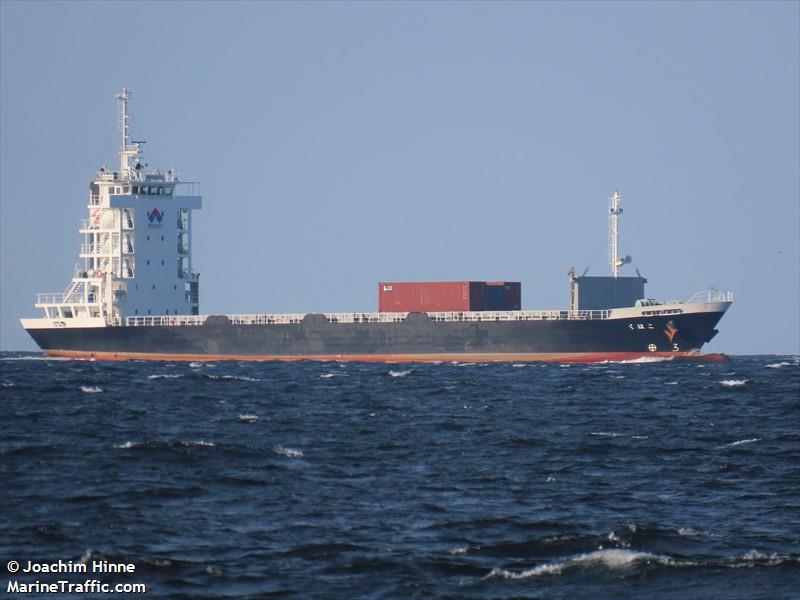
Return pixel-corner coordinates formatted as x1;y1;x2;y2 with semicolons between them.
677;527;701;537
147;374;182;379
187;373;260;382
389;369;411;378
590;431;622;437
0;355;75;361
115;440;216;449
320;373;337;379
720;379;749;388
211;374;259;382
274;445;304;458
766;361;794;369
487;549;658;579
1;382;15;387
80;385;103;393
720;438;761;448
238;414;259;423
486;548;800;580
617;356;674;364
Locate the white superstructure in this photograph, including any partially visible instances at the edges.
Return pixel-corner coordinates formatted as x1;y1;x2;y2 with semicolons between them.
22;88;202;330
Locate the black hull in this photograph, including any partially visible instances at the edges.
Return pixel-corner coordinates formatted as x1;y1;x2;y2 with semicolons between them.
25;311;726;362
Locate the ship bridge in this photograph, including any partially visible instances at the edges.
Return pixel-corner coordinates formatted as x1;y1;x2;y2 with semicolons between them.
28;88;202;329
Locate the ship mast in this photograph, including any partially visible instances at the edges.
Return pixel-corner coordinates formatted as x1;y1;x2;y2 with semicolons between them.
115;88;138;178
609;190;630;277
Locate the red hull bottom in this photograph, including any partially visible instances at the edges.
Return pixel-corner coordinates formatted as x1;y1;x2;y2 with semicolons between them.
43;350;729;364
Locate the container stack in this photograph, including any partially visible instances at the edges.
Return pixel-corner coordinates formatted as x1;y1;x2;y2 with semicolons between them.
378;281;521;313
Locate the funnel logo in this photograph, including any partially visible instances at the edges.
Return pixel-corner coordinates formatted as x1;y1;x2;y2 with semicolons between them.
147;208;164;224
664;321;679;343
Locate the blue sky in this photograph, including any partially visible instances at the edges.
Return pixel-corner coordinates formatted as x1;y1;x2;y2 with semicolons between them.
1;1;798;354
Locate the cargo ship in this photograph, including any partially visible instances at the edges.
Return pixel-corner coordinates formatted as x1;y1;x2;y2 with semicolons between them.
20;90;733;362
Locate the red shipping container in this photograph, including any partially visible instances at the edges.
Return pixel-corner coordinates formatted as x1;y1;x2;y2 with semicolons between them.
378;282;471;312
378;281;522;312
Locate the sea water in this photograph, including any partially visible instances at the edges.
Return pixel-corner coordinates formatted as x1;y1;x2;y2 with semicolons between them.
1;353;798;598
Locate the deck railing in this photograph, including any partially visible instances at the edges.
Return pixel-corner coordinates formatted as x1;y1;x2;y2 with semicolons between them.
686;290;734;304
123;309;611;328
36;293;67;305
126;315;208;327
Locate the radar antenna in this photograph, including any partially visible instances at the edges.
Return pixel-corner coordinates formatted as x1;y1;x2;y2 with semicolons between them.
115;88;141;179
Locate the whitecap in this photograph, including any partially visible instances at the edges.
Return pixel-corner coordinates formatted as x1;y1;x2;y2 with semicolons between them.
209;374;260;382
766;362;792;369
389;369;411;378
274;445;304;458
238;414;259;423
449;547;469;555
664;381;679;385
724;438;761;447
487;549;659;580
512;363;527;368
720;379;749;388
148;374;182;379
617;356;674;364
0;355;74;361
80;385;103;393
1;382;15;387
677;527;700;537
115;441;137;449
740;550;782;564
320;373;336;379
189;362;203;368
186;440;215;447
591;431;622;437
